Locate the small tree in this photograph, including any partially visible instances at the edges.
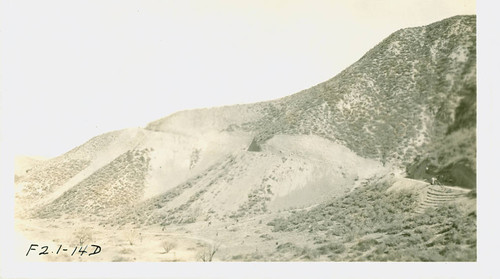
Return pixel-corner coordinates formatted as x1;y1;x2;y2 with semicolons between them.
73;227;93;246
125;230;141;245
162;241;177;254
197;242;221;262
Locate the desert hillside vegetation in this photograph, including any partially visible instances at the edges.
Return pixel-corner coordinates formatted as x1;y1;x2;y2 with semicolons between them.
14;15;476;262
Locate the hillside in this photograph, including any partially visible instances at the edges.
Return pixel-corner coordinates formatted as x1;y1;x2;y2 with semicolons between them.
146;15;476;186
14;15;476;262
264;177;475;261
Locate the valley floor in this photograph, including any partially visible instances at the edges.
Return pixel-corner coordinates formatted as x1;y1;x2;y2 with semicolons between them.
15;213;316;262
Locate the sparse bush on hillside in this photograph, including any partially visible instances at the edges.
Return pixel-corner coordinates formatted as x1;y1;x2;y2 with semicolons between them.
228;16;476;173
267;217;290;232
35;149;151;219
16;159;90;204
231;175;274;219
267;177;476;261
110;155;239;227
270;179;418;235
183;206;202;224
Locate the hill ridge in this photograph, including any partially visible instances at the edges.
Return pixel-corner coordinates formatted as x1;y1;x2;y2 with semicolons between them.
16;14;476;224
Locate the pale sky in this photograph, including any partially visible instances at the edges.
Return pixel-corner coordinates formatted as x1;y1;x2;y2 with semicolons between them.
1;0;475;157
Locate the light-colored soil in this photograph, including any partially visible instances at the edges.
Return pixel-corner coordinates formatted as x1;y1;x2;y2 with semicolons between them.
14;175;476;262
15;213;300;262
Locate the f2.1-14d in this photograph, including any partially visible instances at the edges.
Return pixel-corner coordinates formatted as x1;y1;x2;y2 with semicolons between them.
26;244;101;256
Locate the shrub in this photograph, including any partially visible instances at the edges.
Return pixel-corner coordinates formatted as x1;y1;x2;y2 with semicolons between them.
354;238;379;252
162;241;177;254
197;242;221;262
125;230;142;245
299;246;319;260
73;227;93;246
266;177;475;261
317;242;345;255
276;242;297;253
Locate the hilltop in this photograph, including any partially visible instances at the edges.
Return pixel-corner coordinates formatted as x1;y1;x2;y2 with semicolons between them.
147;15;476;185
